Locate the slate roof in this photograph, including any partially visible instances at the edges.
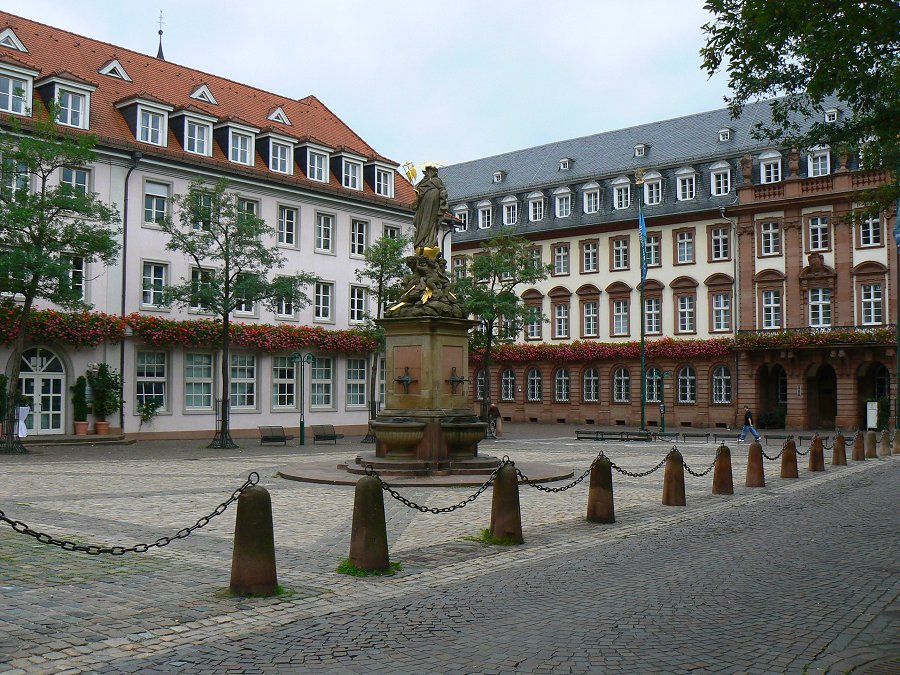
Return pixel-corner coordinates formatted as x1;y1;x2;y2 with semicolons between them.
0;11;416;208
442;97;841;244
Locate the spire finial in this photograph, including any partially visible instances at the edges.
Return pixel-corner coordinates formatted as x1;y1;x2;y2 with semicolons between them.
156;10;165;60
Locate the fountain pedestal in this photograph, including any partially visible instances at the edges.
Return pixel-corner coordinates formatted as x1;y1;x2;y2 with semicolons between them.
362;316;494;476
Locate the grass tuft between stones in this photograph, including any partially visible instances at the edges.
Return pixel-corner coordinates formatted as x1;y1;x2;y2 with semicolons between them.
214;584;294;599
336;558;402;576
463;528;521;546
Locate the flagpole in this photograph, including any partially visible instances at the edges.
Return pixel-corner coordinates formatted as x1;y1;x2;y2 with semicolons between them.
635;169;647;431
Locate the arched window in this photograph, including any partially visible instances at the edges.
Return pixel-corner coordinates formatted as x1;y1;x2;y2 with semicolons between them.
582;367;599;402
678;366;696;403
646;367;662;402
613;367;630;403
712;365;732;403
527;368;542;402
501;369;516;401
475;369;485;401
555;368;570;402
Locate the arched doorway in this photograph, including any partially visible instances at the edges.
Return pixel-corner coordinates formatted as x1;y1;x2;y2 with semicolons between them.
17;347;66;435
806;363;837;430
756;363;788;428
856;362;890;429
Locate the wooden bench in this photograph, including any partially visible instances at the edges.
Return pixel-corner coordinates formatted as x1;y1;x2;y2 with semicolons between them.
797;435;828;447
655;431;679;443
623;431;652;442
681;432;711;443
258;425;294;445
764;433;791;445
575;430;624;442
312;424;345;444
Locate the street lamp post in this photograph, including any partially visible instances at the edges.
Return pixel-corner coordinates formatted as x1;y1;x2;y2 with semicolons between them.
291;351;315;445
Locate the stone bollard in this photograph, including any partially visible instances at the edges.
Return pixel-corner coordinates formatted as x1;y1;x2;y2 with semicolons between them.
348;475;389;572
832;432;847;466
865;430;877;458
780;439;798;479
711;444;734;495
490;463;523;544
880;430;891;457
586;456;615;523
852;431;866;461
808;435;825;472
230;485;278;597
746;440;765;487
661;449;686;506
894;431;900;456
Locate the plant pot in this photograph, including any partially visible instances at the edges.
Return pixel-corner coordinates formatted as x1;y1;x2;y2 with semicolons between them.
94;420;110;435
73;420;88;435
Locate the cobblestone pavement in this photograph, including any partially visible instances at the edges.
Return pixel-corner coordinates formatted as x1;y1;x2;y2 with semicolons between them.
0;427;897;674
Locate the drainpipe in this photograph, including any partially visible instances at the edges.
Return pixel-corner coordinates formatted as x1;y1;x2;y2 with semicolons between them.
119;151;142;433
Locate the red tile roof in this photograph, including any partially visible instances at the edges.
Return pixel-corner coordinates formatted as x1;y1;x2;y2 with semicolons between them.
0;11;415;208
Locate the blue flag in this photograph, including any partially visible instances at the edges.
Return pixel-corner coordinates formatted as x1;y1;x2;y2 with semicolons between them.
638;201;648;281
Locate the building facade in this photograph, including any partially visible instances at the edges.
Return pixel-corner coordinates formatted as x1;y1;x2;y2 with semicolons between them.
0;13;414;438
442;102;896;431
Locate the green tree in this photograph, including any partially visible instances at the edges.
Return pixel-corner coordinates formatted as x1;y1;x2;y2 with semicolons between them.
0;102;120;450
700;0;900;208
455;228;550;424
160;177;317;448
354;231;412;425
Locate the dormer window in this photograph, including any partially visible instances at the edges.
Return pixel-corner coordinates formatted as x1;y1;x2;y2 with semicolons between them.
98;59;131;82
553;187;572;218
528;191;545;221
35;74;97;130
189;84;217;105
709;160;731;196
718;128;732;142
477;200;493;229
0;27;28;53
374;167;393;197
582;181;600;214
305;147;329;182
808;146;830;177
267;106;291;125
115;96;175;147
633;144;647;158
343;159;362;190
501;196;518;225
642;171;662;206
559;158;571;171
452;205;469;232
170;109;217;157
759;150;782;184
256;132;296;175
0;62;38;116
231;131;252;164
213;119;260;166
611;176;631;209
824;108;838;123
493;171;504;183
675;167;696;201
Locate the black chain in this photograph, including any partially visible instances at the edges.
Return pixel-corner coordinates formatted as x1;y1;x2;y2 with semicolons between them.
516;453;603;492
0;472;259;555
608;448;675;478
795;444;810;456
365;460;508;513
682;448;720;478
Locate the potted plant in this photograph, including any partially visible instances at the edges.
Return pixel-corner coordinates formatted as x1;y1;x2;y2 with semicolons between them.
71;375;89;435
86;363;122;435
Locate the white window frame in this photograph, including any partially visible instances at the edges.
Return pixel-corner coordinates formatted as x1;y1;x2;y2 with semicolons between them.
527;369;542;402
350;219;368;257
645;234;661;267
139;106;166;146
0;66;34;116
646;368;662;403
677;231;695;263
315;213;334;253
808;148;830;177
141;261;167;308
554;245;569;275
583;188;600;214
762;289;782;329
314;281;334;322
503;201;518;225
343;159;363;190
229;129;254;166
583;368;599;402
760;221;781;255
308;149;328;182
711;227;730;260
349;285;367;324
57;87;88;129
478;206;492;229
189;267;213;313
861;284;883;325
583;301;598;337
809;216;830;251
375;167;394;197
613;367;630;403
613;238;629;270
346;358;367;408
501;369;516;401
276;283;297;319
184;353;214;411
760;152;782;184
678;295;695;332
554;369;570;402
613;182;631;210
678;366;697;404
554;303;569;339
453;208;468;232
277;205;298;247
644;179;662;206
644;297;661;334
272;356;297;410
712;366;732;404
583;242;598;273
61;167;89;195
136;350;168;412
809;287;832;327
270;140;293;174
555;193;572;218
710;161;731;196
676;172;696;201
612;299;629;336
529;198;545;222
311;357;333;408
230;354;256;410
860;215;881;247
185;119;212;156
712;292;731;332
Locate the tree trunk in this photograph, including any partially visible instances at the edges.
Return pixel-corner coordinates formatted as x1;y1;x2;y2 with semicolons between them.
480;328;493;425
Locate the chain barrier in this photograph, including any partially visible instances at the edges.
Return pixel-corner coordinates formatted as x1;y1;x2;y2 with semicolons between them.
365;459;508;513
794;444;811;456
516;452;604;492
0;472;259;555
608;448;674;478
682;447;721;478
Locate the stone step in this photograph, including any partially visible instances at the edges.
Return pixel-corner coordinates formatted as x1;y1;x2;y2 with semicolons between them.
20;434;136;446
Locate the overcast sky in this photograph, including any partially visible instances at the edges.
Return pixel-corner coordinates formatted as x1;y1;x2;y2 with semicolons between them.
5;0;732;167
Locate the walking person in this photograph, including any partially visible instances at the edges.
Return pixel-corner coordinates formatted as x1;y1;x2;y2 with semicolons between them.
738;406;761;442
